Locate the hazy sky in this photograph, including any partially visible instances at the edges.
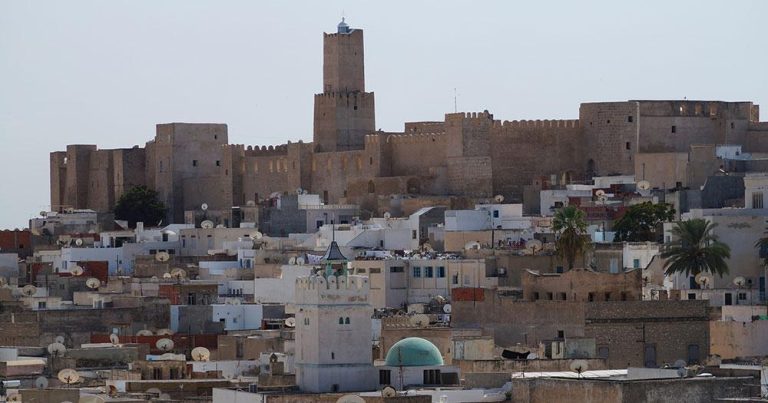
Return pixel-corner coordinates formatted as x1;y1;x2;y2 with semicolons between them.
1;1;766;228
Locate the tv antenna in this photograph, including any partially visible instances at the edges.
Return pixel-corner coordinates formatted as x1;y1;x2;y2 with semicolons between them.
733;276;746;287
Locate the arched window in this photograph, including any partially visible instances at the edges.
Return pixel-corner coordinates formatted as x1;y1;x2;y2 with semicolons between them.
345;317;350;324
368;180;375;194
339;317;344;324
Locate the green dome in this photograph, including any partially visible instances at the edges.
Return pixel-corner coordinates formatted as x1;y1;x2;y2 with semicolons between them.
385;337;444;367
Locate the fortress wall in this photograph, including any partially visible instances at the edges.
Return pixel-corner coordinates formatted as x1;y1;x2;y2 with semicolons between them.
86;150;115;212
489;119;584;201
404;121;445;134
112;147;146;205
387;132;448;177
50;152;68;211
239;143;304;204
581;102;639;177
309;149;371;203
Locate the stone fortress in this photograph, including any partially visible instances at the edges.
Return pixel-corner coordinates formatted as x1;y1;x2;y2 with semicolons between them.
51;19;768;224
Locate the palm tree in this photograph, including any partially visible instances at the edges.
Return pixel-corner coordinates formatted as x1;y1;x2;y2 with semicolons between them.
552;205;589;270
661;218;730;278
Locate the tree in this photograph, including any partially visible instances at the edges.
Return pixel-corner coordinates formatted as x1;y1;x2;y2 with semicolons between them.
113;185;167;228
660;218;730;278
552;205;590;270
754;229;768;267
613;202;676;242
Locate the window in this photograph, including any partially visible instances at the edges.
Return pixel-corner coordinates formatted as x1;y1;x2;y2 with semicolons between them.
345;317;350;324
437;266;446;278
752;192;764;209
390;266;404;273
557;330;564;339
152;367;162;380
606;119;611;124
214;134;218;140
379;370;391;385
423;369;441;385
627;115;633;123
304;318;309;326
633;259;641;269
38;301;47;309
598;346;609;359
425;267;434;278
452;274;459;285
604;292;611;301
626;142;631;150
193;160;198;167
331;352;335;360
621;292;627;301
412;230;417;240
588;293;594;302
216;160;221;166
688;293;696;300
559;292;567;300
546;292;553;300
738;292;747;300
493;210;499;218
533;292;540;300
671;125;676;133
339;317;344;324
369;268;381;274
412;267;421;278
730;122;735;129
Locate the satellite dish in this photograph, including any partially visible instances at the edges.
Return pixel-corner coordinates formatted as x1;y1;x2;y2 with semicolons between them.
86;278;101;289
136;329;153;336
246;200;256;206
156;328;174;336
200;220;214;229
170;268;187;280
55;335;65;344
146;387;162;397
156;338;174;351
201;203;208;211
288;257;297;265
381;386;397;398
494;194;505;203
336;395;366;403
155;251;170;262
35;376;49;389
695;273;712;288
296;256;305;265
22;284;38;296
191;347;211;362
74;238;84;247
595;189;606;197
570;359;589;376
383;211;391;219
410;313;430;328
71;265;84;276
443;304;452;314
673;359;688;369
733;276;746;287
637;180;651;191
109;334;120;345
285;317;296;328
525;239;543;255
464;241;481;250
162;272;172;279
47;342;67;357
250;230;263;240
57;368;80;385
150;276;159;282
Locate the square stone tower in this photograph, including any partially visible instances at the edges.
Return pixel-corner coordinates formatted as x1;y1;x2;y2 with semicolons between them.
313;19;375;153
294;241;377;393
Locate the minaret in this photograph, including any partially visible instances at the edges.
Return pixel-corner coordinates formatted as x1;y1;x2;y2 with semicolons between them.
294;240;377;392
313;18;376;152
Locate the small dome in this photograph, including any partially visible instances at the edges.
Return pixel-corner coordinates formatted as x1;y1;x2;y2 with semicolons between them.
337;17;350;34
384;337;444;367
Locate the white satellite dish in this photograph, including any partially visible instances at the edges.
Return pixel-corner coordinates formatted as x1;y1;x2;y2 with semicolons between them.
47;342;67;357
150;276;159;282
55;335;65;344
570;359;589;376
637;180;651;191
595;189;606;197
109;334;120;345
285;317;296;328
695;273;712;289
156;328;174;336
251;230;263;240
22;284;38;296
494;194;505;203
136;329;154;336
191;347;211;362
86;277;101;289
443;304;452;314
57;368;80;385
296;256;305;265
336;395;366;403
246;200;256;206
410;313;430;328
733;276;746;287
288;257;297;265
155;251;170;262
156;338;174;351
146;387;162;397
383;211;391;219
170;268;186;280
200;220;214;229
71;265;84;276
74;238;84;247
162;272;172;279
201;203;208;211
35;376;49;389
381;386;397;398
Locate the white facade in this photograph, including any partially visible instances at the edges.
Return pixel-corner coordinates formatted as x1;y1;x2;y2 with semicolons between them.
253;265;313;304
622;242;660;270
744;173;768;209
294;274;377;393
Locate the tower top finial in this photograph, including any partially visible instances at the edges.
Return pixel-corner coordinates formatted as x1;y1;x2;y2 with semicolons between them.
337;17;350;34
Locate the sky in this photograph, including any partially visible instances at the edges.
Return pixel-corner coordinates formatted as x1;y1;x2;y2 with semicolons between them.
1;1;766;229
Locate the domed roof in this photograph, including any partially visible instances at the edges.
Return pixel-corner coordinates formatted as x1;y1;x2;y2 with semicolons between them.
384;337;444;367
337;17;350;34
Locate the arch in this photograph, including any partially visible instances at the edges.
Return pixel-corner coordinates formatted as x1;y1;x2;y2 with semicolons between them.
368;180;376;194
339;317;344;324
345;317;350;324
586;159;596;180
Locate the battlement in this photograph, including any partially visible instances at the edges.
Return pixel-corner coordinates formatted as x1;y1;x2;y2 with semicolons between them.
314;91;373;98
323;29;360;39
295;274;370;305
385;132;447;144
492;119;580;129
446;111;495;121
231;143;291;157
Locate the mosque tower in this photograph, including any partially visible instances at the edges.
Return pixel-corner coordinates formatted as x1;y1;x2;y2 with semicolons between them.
294;240;377;392
313;18;376;152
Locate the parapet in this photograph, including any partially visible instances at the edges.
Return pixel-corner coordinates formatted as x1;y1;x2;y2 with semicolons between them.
240;144;291;157
295;274;370;305
492;119;580;129
384;132;447;144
